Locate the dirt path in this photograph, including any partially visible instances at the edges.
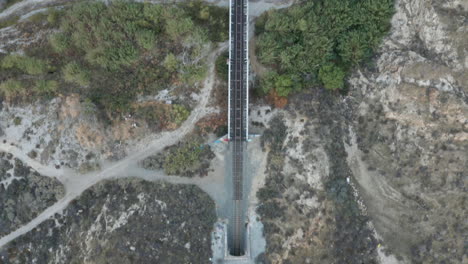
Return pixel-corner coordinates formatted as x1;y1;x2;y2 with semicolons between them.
0;0;72;20
0;142;68;179
345;127;407;264
0;43;227;248
0;0;295;21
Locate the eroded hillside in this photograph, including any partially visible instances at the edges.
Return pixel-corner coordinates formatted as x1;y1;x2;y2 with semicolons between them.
346;0;467;262
0;179;216;263
253;0;467;263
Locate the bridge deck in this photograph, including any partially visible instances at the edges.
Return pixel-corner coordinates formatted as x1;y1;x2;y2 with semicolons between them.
228;0;248;257
228;0;248;142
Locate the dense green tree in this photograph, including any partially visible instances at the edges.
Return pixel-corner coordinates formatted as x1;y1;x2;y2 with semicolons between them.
182;0;229;42
260;71;278;95
338;30;372;65
135;29;156;50
275;74;294;97
256;0;394;95
318;63;345;91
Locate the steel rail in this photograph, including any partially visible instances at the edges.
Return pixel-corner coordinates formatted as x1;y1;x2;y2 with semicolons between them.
228;0;248;256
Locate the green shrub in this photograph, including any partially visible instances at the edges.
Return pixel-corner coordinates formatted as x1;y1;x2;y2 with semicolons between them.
49;33;70;53
82;98;97;115
163;53;178;72
260;71;277;95
165;17;194;40
181;64;207;84
46;9;61;25
164;141;201;175
13;116;22;126
1;54;49;75
170;104;190;125
162;140;212;176
318;63;346;91
63;62;90;86
260;72;300;97
135;29;156;50
142;3;163;23
0;79;24;97
84;41;138;70
215;51;228;81
1;54;19;69
34;80;58;96
58;2;141;70
21;56;49;75
338;30;370;65
274;74;295;97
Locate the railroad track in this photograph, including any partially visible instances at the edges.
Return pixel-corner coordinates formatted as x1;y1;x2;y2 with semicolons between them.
228;0;248;256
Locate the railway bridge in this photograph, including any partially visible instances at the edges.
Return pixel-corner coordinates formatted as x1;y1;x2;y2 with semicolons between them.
227;0;249;257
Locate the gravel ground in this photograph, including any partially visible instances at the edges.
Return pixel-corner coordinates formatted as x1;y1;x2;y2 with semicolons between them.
0;179;216;264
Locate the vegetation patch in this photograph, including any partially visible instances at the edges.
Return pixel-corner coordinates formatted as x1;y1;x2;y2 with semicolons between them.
0;1;228;121
141;137;214;177
13;116;22;126
1;54;50;75
33;80;58;98
0;15;19;29
255;0;394;94
215;51;229;81
0;79;24;98
133;102;190;131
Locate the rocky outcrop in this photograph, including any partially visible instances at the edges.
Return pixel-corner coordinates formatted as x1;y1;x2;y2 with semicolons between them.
255;91;379;264
0;153;64;237
0;94;152;171
345;0;467;263
0;179;216;264
255;1;466;263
